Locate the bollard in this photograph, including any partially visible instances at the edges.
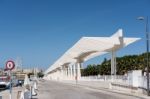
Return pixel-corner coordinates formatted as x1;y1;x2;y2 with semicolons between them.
17;91;22;99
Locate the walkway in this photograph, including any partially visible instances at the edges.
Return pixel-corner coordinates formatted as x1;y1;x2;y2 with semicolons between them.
38;80;147;99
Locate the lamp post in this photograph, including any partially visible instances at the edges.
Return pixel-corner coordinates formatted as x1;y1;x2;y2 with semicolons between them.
137;16;149;96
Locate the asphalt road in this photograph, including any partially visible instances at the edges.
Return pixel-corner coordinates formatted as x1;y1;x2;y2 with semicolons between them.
37;80;145;99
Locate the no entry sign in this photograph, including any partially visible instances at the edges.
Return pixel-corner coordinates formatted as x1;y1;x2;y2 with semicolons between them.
6;60;15;71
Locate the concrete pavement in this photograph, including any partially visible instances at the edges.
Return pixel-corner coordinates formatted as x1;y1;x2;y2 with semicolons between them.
60;80;149;98
0;80;149;99
38;80;148;99
0;87;23;99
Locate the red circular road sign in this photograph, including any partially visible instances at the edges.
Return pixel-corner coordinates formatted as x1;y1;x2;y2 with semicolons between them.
6;60;15;70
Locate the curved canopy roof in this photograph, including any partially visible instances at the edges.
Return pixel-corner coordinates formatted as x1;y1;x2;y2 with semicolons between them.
45;29;140;74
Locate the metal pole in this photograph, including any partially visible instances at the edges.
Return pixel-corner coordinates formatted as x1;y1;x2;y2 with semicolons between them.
138;16;150;96
145;16;150;96
9;70;12;99
31;86;32;99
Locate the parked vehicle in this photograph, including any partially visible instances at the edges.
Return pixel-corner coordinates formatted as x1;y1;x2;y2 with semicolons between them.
0;75;10;89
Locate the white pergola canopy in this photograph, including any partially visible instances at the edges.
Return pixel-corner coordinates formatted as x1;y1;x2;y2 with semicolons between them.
45;29;140;74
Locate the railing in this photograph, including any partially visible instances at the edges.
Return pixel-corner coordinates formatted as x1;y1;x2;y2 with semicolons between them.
81;75;150;89
81;75;128;82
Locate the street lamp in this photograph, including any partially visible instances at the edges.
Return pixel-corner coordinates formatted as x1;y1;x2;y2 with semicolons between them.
137;16;150;96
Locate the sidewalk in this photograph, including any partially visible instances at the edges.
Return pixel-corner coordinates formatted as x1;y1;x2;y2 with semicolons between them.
0;87;23;99
58;80;150;99
0;87;38;99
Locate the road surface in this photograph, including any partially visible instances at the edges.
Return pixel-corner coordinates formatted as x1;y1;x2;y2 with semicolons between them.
37;80;145;99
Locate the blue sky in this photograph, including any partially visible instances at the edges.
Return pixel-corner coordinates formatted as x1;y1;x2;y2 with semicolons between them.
0;0;149;70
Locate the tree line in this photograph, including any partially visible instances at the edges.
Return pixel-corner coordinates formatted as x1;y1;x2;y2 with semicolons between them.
81;52;150;76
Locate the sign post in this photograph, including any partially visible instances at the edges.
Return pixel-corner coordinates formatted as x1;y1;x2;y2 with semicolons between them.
6;60;15;99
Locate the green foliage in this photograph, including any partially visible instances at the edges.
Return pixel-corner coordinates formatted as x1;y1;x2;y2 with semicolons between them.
28;72;34;78
37;71;44;78
81;64;98;76
81;52;150;76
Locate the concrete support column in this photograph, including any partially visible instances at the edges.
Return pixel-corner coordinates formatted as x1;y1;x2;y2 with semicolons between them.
111;51;116;75
61;66;64;80
68;66;71;80
65;67;67;79
111;51;116;82
73;64;76;79
59;69;62;80
77;62;81;80
57;70;60;81
70;65;73;79
67;66;70;79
